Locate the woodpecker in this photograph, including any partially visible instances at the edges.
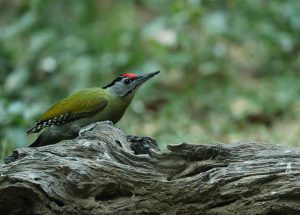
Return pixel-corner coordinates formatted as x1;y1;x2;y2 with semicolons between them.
27;71;160;147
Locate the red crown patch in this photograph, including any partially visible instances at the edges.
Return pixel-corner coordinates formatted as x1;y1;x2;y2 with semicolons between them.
122;73;137;79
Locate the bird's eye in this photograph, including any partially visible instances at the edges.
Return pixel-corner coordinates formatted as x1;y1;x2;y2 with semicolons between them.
124;79;131;85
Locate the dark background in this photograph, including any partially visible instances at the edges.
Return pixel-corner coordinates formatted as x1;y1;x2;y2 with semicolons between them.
1;0;300;161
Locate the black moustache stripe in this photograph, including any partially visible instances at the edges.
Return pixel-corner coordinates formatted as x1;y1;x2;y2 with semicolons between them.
123;84;139;97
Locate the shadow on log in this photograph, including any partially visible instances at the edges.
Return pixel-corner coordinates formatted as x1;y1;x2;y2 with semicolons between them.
1;121;300;215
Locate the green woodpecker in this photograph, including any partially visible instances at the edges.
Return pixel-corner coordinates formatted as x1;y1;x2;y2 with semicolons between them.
27;71;160;147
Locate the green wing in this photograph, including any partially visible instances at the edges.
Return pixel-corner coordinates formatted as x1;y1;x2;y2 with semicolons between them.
39;88;108;121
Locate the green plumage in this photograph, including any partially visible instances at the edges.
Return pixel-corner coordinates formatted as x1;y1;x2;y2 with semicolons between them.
27;88;134;135
39;88;108;121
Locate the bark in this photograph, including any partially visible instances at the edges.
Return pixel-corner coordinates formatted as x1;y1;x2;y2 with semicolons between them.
0;121;300;215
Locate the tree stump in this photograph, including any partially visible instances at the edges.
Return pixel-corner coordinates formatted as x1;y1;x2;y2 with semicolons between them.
0;121;300;215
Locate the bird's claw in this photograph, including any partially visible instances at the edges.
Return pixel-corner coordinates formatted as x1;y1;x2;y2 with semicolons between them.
78;121;114;137
103;120;113;125
79;123;98;136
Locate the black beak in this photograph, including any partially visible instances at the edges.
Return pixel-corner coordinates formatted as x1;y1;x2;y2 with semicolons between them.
135;71;160;85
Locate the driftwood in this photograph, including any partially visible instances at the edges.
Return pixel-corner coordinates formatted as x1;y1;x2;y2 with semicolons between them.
0;121;300;215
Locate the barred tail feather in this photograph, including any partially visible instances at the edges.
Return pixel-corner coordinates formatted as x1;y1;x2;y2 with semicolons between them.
27;113;77;134
27;126;41;134
27;120;51;134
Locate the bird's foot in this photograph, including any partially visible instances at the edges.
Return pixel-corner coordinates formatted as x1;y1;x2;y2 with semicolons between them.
103;120;113;125
78;121;114;137
79;123;98;137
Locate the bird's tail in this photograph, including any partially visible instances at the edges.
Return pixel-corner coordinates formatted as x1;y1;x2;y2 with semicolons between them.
29;130;72;147
29;134;44;147
29;132;57;147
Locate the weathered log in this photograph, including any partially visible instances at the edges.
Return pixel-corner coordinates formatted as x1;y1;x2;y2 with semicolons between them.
0;121;300;215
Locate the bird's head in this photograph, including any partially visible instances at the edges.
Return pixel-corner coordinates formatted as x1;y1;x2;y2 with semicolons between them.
103;71;160;97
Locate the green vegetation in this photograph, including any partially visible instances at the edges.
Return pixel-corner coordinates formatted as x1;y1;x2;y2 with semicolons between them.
1;0;300;161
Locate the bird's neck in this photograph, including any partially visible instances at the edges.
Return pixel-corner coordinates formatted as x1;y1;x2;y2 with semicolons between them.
107;87;136;98
106;88;136;105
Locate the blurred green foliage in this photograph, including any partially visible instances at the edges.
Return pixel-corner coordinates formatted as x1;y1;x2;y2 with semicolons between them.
1;0;300;161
